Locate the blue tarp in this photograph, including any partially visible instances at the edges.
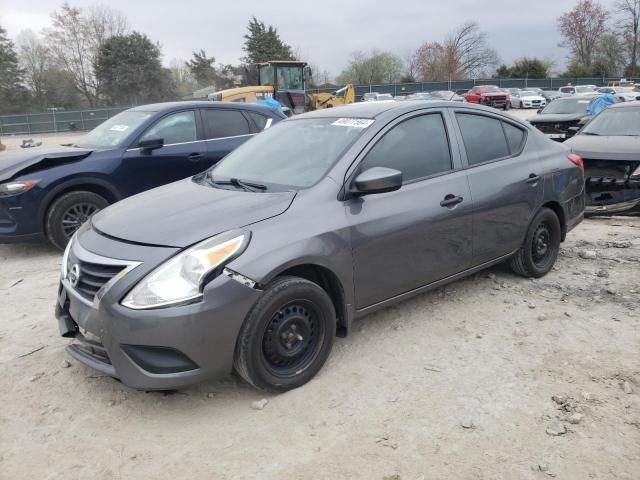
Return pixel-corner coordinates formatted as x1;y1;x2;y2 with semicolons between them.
587;94;617;116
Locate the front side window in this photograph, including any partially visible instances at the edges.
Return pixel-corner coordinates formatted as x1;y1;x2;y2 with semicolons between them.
456;113;509;165
138;111;197;146
203;109;250;139
360;114;452;183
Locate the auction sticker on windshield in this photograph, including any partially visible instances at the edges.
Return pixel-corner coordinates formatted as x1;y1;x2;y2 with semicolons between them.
109;125;129;132
331;118;375;128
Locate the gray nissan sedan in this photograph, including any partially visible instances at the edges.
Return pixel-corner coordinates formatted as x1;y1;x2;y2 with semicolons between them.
56;101;585;392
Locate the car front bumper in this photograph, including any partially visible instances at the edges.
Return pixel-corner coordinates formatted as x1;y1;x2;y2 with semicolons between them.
0;189;45;242
55;229;262;390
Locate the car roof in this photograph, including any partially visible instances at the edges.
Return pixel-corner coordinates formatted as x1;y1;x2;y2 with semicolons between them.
607;101;640;110
291;100;523;122
129;101;282;116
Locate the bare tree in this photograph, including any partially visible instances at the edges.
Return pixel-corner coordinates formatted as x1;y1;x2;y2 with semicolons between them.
557;0;609;68
615;0;640;77
16;30;50;108
414;22;498;81
45;2;129;106
403;49;419;82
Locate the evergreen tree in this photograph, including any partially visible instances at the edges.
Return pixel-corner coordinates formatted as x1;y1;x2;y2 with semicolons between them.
0;25;28;114
242;17;294;64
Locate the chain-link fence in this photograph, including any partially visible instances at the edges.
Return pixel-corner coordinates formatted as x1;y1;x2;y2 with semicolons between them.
0;107;128;136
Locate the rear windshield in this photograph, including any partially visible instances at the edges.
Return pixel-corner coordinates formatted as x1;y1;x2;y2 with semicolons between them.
541;99;591;115
581;109;640;136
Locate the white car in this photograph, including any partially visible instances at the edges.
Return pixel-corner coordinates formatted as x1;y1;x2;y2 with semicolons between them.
362;92;395;102
596;87;640;102
510;90;547;109
558;85;597;96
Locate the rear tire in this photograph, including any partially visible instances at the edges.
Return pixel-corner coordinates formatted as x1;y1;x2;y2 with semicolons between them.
45;191;108;250
509;208;561;278
234;276;336;392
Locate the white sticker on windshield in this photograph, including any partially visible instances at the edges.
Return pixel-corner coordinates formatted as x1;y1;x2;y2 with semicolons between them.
577;100;590;103
331;118;374;128
109;125;129;132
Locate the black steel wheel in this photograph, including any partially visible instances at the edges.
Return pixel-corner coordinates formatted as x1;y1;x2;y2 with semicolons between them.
46;191;109;250
234;276;336;392
509;207;561;278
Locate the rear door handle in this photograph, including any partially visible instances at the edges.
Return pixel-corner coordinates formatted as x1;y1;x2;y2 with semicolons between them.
188;153;204;162
440;194;464;208
526;173;541;184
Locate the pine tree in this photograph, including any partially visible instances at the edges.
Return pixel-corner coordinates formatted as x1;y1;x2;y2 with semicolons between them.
0;25;28;113
242;17;294;64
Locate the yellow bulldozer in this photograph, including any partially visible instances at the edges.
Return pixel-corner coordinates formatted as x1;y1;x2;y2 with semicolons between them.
207;61;354;114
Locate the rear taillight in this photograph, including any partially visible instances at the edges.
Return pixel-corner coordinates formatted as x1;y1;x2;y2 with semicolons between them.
567;153;584;169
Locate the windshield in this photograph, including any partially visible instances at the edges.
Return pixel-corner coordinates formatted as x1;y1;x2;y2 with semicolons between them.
581;109;640;136
276;66;304;90
208;118;371;190
521;91;537;97
541;98;591;115
575;86;595;93
478;86;501;93
77;111;153;148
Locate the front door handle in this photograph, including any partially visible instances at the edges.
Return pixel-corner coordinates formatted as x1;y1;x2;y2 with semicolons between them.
526;173;541;184
188;153;204;162
440;194;464;208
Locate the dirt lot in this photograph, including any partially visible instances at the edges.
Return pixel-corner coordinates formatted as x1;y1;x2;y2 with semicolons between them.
0;215;639;479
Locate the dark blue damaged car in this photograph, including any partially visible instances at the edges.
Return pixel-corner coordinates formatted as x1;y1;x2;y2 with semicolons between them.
0;101;286;249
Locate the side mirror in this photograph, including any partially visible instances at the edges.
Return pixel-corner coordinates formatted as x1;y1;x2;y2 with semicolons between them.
138;138;164;153
352;167;402;195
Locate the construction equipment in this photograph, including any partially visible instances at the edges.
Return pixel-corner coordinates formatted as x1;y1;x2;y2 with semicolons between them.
207;60;354;113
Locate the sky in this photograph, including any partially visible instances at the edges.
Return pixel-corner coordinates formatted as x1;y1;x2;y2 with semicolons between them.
0;0;620;78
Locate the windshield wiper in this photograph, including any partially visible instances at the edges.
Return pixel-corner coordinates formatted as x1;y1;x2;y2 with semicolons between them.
209;176;267;192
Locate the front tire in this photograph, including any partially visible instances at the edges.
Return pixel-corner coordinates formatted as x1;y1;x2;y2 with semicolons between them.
45;191;108;250
234;276;336;392
509;207;561;278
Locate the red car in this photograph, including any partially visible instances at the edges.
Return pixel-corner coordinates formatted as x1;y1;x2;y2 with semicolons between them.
464;85;510;110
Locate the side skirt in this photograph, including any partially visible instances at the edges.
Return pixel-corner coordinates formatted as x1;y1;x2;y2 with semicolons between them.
354;252;515;320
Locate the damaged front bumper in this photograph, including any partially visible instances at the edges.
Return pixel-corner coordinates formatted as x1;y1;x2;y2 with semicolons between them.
584;159;640;215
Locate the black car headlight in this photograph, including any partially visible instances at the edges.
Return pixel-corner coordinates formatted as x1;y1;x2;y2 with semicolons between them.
121;231;250;310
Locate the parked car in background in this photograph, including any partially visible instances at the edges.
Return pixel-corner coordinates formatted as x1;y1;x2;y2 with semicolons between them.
362;92;394;102
558;85;597;96
528;94;601;141
405;92;433;101
464;85;510;109
565;102;640;215
0;102;286;249
430;90;466;102
455;89;470;96
56;100;584;392
596;87;640;102
541;90;563;102
510;90;547;109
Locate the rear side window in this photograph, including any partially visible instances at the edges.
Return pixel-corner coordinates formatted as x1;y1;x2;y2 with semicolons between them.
503;122;525;154
360;114;452;183
456;113;509;165
247;111;272;131
203;109;250;139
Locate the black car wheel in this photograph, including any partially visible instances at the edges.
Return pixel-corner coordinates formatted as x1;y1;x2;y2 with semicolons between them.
46;191;109;250
234;276;336;392
509;207;561;278
519;101;523;109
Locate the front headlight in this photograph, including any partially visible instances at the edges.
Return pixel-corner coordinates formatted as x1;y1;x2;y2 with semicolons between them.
121;231;249;310
61;233;75;279
0;180;40;197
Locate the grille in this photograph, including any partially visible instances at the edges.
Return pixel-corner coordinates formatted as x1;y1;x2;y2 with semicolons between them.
531;120;578;134
67;252;126;302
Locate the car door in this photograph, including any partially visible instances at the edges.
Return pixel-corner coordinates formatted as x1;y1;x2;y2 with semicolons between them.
200;108;255;166
450;110;543;265
120;109;207;195
346;111;473;309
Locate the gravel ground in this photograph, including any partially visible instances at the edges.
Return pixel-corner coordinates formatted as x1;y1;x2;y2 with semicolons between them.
1;216;639;479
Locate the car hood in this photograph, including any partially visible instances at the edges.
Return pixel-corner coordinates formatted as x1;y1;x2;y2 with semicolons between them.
91;177;296;248
0;145;93;182
528;113;587;123
565;135;640;161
